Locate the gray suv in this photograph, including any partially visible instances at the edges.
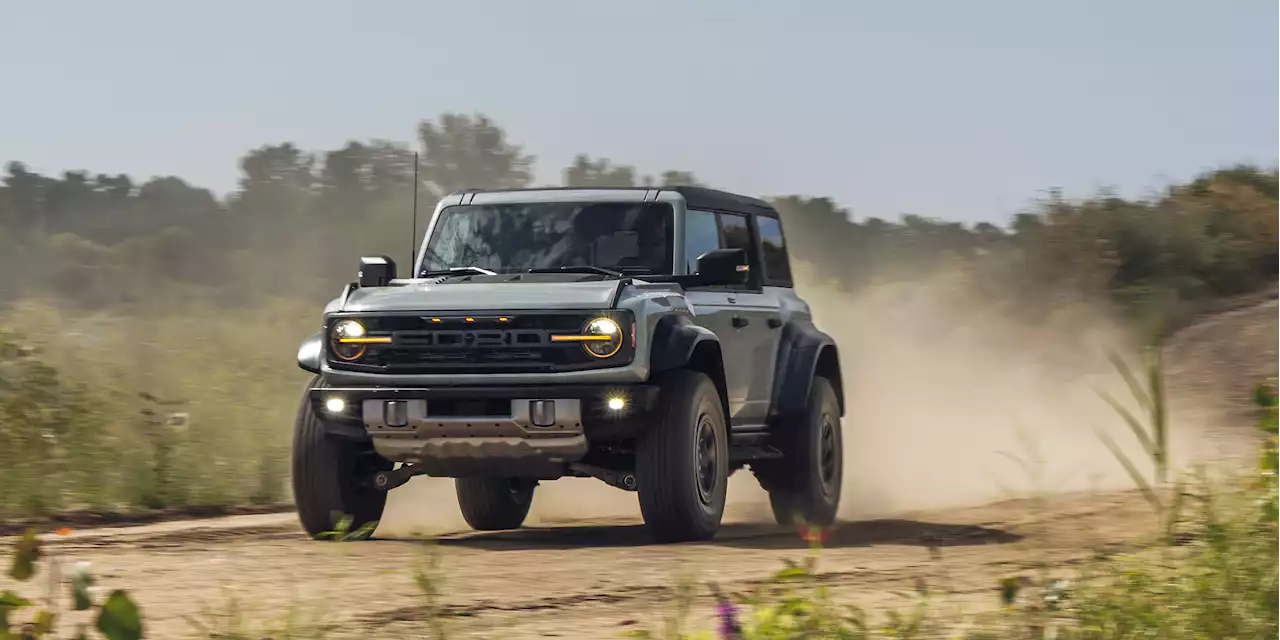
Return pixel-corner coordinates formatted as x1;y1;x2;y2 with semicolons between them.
293;186;844;543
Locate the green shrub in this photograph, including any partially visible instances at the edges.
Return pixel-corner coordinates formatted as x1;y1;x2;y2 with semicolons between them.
0;298;313;520
1;529;143;639
0;331;116;518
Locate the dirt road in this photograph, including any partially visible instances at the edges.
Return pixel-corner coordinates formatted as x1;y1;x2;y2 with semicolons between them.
27;487;1166;639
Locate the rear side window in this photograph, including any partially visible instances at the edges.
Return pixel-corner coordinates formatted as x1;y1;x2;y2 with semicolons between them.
719;213;752;254
756;216;792;287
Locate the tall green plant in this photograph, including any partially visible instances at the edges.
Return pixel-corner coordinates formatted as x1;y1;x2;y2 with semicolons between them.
411;540;450;640
1093;335;1184;538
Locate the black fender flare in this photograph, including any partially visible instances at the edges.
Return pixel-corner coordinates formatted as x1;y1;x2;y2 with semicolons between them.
770;320;844;419
297;330;324;374
649;314;718;373
648;313;730;418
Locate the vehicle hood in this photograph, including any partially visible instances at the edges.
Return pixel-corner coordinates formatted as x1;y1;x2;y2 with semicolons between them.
337;279;623;313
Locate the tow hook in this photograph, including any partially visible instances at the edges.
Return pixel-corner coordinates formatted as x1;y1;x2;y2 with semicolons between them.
370;465;420;491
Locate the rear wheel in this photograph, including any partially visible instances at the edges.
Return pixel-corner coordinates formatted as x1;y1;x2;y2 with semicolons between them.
636;369;729;543
455;478;536;531
292;377;392;538
756;376;843;527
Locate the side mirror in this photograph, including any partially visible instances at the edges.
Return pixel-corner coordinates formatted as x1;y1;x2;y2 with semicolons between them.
694;248;750;286
358;255;397;287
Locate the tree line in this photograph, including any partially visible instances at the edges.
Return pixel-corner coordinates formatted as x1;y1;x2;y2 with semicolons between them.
0;111;1275;326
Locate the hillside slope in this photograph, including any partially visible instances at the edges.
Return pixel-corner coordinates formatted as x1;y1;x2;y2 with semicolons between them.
1164;286;1278;430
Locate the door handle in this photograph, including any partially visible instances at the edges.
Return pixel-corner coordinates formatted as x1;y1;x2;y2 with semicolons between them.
731;315;749;328
767;317;782;329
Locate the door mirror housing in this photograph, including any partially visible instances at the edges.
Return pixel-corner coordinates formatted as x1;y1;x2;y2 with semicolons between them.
692;248;750;286
358;255;397;287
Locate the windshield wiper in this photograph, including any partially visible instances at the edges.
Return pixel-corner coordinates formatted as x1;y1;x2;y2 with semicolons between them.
419;266;497;277
526;266;623;278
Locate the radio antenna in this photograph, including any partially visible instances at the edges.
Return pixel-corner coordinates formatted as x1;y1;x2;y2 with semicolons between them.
410;151;420;276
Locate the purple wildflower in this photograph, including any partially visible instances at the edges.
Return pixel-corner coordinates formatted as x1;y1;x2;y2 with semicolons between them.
714;592;743;639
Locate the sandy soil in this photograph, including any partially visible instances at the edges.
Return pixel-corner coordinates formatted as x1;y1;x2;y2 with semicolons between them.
29;488;1160;639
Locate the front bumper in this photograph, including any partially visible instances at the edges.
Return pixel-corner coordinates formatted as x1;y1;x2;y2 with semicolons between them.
318;361;650;387
310;384;658;478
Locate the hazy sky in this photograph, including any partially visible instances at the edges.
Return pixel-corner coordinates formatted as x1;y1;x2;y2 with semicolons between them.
2;0;1275;223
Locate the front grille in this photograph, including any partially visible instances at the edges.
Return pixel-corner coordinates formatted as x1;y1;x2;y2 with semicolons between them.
326;311;633;374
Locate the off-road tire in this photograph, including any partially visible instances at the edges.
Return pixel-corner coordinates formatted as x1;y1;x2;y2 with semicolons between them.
636;369;729;543
292;376;391;538
756;376;843;527
455;478;535;531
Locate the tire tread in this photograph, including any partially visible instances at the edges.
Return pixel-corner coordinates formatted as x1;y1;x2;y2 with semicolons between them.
757;376;842;527
636;369;727;543
291;376;387;537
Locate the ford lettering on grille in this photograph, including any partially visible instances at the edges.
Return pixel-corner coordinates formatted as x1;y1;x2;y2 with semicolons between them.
400;329;550;349
326;313;615;374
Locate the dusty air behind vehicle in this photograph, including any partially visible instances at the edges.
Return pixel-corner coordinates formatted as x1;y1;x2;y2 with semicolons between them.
293;186;845;543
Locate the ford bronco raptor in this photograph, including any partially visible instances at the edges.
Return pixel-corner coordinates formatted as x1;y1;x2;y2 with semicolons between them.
292;186;844;543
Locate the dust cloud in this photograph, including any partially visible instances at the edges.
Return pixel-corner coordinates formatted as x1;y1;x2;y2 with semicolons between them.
793;263;1221;520
377;265;1223;537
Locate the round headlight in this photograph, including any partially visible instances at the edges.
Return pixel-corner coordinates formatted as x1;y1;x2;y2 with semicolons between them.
582;317;623;358
330;319;367;361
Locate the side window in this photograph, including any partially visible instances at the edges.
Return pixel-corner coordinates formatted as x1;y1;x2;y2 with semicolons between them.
717;213;758;288
684;209;722;273
685;209;758;289
756;216;793;287
718;213;752;254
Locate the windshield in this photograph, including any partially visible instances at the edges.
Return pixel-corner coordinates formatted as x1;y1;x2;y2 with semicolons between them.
418;201;674;276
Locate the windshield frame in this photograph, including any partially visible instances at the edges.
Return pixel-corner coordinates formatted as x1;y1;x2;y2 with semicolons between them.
413;198;677;277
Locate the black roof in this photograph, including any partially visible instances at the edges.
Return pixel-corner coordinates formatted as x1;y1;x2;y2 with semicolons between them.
670;186;776;216
449;185;777;217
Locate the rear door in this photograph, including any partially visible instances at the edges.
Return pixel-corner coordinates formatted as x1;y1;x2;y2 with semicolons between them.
748;214;793;415
718;213;782;427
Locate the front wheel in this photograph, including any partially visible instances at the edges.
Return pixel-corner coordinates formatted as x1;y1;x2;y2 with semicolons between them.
636;369;729;543
755;376;843;527
292;377;391;538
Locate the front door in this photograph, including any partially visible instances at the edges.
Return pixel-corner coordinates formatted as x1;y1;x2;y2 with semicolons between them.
682;209;778;427
725;288;781;426
684;288;751;421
